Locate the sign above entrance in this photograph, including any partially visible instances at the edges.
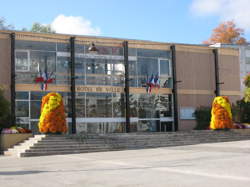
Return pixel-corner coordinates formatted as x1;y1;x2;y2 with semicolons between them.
76;86;124;93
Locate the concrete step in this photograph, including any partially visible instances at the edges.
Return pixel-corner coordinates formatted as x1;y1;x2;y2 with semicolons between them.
30;145;111;150
20;149;117;157
26;146;112;152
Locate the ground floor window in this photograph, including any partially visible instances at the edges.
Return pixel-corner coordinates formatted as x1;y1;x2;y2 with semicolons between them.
15;91;173;134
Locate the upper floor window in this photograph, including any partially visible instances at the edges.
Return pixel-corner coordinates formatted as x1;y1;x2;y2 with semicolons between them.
15;50;30;72
246;57;250;64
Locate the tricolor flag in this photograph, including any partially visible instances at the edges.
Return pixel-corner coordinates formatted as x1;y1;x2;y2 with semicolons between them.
154;74;160;88
146;74;154;93
35;62;54;91
146;74;160;93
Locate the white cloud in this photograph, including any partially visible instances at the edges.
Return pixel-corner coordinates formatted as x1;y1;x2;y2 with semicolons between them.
190;0;250;31
51;15;101;35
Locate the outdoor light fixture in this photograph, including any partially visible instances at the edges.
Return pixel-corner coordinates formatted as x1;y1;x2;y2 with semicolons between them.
88;42;98;53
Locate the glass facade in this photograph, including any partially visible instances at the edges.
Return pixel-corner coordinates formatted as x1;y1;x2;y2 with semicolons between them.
15;39;173;134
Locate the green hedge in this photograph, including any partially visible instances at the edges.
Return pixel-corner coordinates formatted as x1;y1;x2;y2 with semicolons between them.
0;88;11;129
193;106;211;130
232;99;250;123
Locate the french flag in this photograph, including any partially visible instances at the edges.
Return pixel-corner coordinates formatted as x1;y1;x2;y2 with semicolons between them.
35;63;54;91
154;74;160;88
147;74;154;93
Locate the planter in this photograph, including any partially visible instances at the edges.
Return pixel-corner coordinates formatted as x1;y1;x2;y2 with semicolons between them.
0;133;33;151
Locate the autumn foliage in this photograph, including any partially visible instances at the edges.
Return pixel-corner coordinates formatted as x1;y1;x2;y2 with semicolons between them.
204;21;246;45
38;92;67;133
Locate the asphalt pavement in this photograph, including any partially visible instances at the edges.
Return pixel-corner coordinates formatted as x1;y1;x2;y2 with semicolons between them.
1;140;250;187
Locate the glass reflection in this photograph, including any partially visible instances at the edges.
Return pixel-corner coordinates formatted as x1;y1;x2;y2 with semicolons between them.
86;93;112;117
16;101;29;117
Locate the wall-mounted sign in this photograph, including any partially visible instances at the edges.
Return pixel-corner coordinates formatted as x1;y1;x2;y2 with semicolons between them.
76;86;124;93
180;107;196;120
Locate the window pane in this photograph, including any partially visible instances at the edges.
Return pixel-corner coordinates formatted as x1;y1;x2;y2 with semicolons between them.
15;51;29;71
246;57;250;64
129;61;137;87
128;48;136;56
30;91;49;100
76;123;87;133
113;93;125;117
137;58;158;87
16;101;29;117
137;120;158;132
86;93;112;117
30;121;39;134
138;94;157;118
57;43;70;52
15;73;36;84
56;57;70;84
129;94;138;117
95;46;112;55
75;58;85;85
30;51;56;73
30;101;41;119
75;44;85;53
15;40;56;51
16;91;29;100
137;48;170;58
158;95;172;117
76;93;85;117
86;123;124;133
160;59;170;76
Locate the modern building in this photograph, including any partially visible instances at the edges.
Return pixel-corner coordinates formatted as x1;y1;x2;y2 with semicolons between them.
0;30;241;134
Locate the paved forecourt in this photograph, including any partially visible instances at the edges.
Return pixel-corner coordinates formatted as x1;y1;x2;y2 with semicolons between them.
1;140;250;187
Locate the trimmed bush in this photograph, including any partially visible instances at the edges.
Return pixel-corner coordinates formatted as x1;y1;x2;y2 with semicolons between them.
0;87;11;129
193;106;211;130
232;99;250;123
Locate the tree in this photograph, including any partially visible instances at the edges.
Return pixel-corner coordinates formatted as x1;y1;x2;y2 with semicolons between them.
30;22;55;33
0;87;11;129
0;17;14;30
203;21;247;45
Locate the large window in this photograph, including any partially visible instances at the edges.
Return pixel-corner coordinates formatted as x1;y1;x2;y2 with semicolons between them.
16;91;29;118
86;93;112;117
15;91;71;133
137;57;158;87
15;50;29;72
30;51;56;73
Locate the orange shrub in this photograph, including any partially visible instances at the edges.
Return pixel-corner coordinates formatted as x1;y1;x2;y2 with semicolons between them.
38;92;67;133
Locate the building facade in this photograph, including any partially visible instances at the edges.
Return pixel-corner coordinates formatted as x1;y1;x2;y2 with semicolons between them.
0;31;241;133
210;43;250;95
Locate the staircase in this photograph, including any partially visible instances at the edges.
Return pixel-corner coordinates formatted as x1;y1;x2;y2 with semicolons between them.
4;129;250;157
4;134;46;157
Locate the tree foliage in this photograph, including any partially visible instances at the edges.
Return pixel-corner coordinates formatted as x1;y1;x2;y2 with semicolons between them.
0;17;14;30
30;22;55;33
0;87;11;129
194;106;211;130
203;21;247;44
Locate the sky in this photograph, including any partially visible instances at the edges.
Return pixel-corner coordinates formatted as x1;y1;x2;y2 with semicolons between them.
1;0;250;44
